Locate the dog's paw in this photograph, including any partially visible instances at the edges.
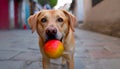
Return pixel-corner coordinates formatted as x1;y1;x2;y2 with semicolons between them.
62;60;66;66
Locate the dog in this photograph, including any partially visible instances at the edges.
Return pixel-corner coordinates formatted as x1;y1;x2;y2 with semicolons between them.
28;9;76;69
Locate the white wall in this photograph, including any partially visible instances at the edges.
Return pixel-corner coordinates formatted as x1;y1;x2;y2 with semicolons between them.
76;0;84;21
9;0;14;29
83;0;120;37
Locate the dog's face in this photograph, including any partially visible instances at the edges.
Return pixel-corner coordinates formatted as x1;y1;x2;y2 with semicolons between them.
28;10;76;42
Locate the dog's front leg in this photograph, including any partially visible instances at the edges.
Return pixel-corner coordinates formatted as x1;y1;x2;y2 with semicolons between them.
42;57;50;69
63;53;74;69
67;55;74;69
62;57;66;66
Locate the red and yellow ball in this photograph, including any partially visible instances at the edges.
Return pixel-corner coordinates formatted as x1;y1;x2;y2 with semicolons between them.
44;40;64;59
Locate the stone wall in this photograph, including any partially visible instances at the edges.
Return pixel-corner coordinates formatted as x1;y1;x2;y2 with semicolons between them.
82;0;120;37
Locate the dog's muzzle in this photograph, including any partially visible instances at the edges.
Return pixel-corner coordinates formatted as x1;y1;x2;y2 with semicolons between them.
45;28;63;43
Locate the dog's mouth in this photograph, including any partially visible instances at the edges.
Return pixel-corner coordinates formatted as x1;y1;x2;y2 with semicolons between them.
45;35;63;43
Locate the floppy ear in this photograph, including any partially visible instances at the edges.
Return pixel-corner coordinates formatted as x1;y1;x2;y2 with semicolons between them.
62;10;77;32
28;12;40;33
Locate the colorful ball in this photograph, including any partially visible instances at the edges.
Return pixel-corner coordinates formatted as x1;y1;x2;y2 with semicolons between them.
44;40;64;59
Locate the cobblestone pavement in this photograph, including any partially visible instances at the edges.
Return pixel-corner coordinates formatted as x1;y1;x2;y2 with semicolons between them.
0;28;120;69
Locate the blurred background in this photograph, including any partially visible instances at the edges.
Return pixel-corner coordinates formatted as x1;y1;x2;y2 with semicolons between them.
0;0;120;69
0;0;120;37
0;0;76;30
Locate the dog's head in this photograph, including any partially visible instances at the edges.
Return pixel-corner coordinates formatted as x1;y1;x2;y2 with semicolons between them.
28;10;76;42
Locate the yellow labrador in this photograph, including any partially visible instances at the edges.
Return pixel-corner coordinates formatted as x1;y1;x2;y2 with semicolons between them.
28;10;76;69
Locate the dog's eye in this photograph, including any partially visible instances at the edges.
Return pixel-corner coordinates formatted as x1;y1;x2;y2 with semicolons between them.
57;18;63;22
41;18;47;23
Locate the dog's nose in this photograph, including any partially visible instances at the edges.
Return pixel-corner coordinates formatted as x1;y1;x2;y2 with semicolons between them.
46;28;57;35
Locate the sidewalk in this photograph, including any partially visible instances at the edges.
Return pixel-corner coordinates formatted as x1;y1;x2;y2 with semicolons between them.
0;28;120;69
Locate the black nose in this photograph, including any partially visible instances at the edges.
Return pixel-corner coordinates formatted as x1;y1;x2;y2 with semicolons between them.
46;28;57;35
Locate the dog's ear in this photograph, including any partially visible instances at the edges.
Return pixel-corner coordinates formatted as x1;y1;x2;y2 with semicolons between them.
62;10;77;32
28;12;41;33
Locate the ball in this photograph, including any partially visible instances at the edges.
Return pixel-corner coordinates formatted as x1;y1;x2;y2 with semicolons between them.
44;40;64;59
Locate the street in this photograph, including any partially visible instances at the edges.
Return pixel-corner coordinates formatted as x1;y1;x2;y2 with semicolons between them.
0;28;120;69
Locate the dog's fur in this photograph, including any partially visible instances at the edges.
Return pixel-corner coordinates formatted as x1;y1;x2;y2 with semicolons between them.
28;10;76;69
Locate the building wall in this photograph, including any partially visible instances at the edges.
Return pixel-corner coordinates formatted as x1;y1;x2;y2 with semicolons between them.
0;0;30;30
82;0;120;37
9;0;15;29
84;0;92;17
14;0;19;29
0;0;9;29
76;0;84;21
73;0;84;22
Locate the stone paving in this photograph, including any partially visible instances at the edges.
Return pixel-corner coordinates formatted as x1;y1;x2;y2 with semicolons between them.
0;28;120;69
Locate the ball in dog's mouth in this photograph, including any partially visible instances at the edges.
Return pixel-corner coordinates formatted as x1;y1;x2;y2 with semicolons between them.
44;39;64;59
